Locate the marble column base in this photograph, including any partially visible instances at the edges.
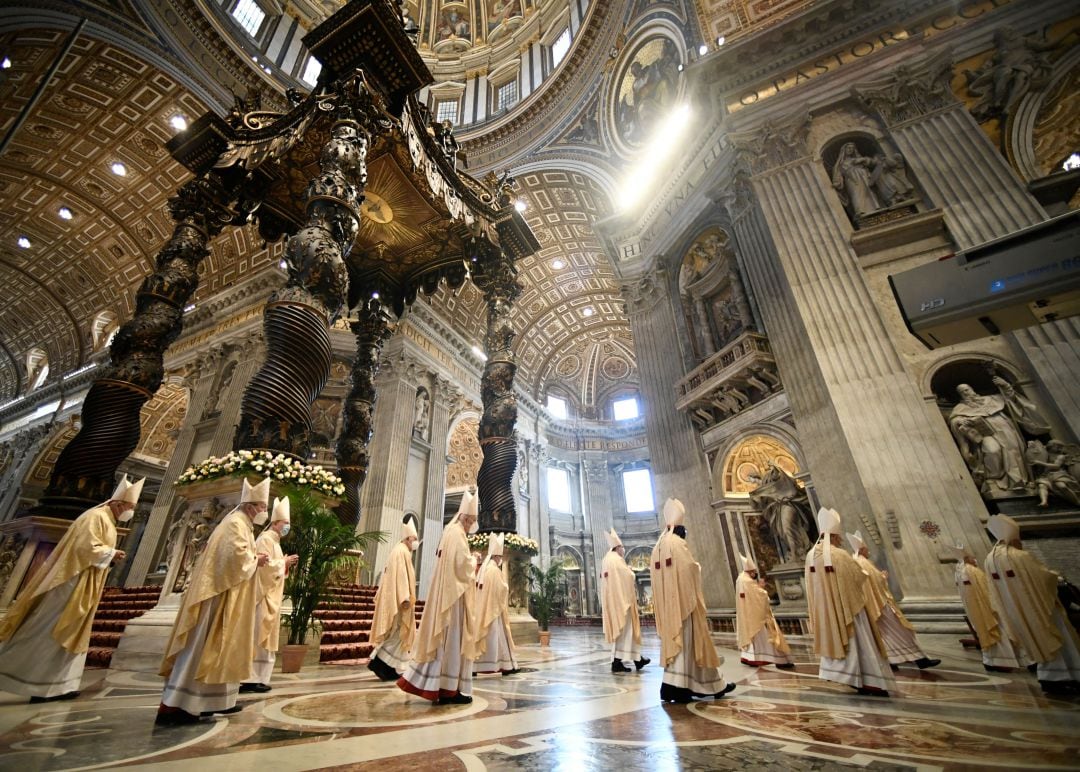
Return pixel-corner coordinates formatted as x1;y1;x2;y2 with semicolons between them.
108;593;180;673
509;608;539;645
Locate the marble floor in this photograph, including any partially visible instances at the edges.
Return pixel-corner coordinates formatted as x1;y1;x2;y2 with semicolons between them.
0;629;1077;771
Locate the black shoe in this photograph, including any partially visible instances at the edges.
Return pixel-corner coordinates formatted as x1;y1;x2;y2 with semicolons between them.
1028;663;1039;673
659;682;693;704
29;691;79;704
855;686;890;697
890;664;899;672
156;709;201;725
200;705;243;717
501;668;521;676
714;682;736;699
367;656;400;682
915;658;941;669
1039;680;1075;695
775;662;796;670
435;693;473;705
983;664;1011;673
612;659;631;673
634;657;650;671
239;683;271;693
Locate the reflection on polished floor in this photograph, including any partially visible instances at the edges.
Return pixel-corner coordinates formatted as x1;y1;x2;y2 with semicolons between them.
0;628;1077;771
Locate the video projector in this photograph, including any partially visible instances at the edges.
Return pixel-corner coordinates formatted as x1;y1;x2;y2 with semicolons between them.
889;209;1080;349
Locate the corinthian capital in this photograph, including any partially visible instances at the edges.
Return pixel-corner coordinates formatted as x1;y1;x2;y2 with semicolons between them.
729;109;811;175
853;48;957;127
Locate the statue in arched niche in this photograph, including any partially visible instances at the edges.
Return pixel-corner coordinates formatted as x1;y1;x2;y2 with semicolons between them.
749;461;815;563
413;388;431;441
830;139;917;225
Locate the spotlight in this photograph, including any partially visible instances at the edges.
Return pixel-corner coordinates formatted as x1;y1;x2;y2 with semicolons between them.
278;259;288;270
170;115;188;131
17;235;31;249
716;36;726;46
698;43;708;55
514;199;527;212
110;162;127;176
582;307;595;317
58;206;74;220
372;291;380;299
552;259;565;270
1;57;11;69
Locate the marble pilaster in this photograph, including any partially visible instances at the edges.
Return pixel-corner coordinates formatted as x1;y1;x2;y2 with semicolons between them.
728;107;992;606
417;376;456;597
582;456;613;614
621;268;734;609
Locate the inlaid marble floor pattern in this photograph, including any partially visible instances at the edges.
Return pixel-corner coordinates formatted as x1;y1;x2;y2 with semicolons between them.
0;629;1076;771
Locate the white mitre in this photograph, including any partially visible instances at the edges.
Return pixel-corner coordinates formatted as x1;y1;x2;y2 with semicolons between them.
606;528;623;549
487;532;504;558
403;520;418;541
271;495;290;523
111;474;146;505
946;542;974;561
241;476;271;505
739;552;757;572
846;530;867;554
817;507;842;568
663;498;685;529
987;514;1020;544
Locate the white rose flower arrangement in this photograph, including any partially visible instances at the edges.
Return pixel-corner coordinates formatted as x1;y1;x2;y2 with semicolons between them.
176;450;347;499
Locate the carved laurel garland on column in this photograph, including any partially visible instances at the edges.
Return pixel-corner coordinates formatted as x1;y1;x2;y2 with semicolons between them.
470;232;523;533
44;177;236;511
335;296;394;524
234;74;390;458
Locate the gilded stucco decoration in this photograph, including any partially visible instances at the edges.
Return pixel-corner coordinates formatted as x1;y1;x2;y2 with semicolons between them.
132;382;189;462
446;417;483;489
721;434;799;497
692;0;816;53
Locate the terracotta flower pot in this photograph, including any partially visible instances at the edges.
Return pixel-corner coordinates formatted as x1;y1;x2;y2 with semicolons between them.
538;630;551;647
280;643;309;673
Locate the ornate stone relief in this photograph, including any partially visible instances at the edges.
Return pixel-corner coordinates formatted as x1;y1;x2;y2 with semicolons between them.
962;27;1055;125
446;417;483;489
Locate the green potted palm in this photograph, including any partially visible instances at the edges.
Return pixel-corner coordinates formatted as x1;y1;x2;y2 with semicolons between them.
527;559;566;647
278;485;384;672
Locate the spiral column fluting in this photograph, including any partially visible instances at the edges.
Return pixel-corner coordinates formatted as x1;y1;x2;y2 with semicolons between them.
471;238;523;533
42;179;229;515
335;296;393;524
234;109;366;458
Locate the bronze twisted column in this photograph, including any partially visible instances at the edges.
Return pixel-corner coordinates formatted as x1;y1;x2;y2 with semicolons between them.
335;294;393;524
471;236;523;533
42;177;233;514
234;81;381;457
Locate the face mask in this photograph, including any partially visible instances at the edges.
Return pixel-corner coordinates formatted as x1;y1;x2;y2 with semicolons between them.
253;509;269;526
118;509;134;523
280;523;291;537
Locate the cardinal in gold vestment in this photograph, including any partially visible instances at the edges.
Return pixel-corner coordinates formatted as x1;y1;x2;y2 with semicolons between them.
735;552;793;668
0;475;142;701
397;490;478;704
472;533;518;675
947;542;1029;671
805;508;895;696
650;498;733;703
241;495;297;693
847;530;939;671
368;521;418;681
602;528;648;672
984;515;1080;695
156;477;270;725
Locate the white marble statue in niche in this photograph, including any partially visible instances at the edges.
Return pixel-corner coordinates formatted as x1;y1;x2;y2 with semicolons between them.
413;388;431;441
828;139;917;226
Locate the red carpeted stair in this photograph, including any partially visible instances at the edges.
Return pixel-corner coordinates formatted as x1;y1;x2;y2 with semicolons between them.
316;584;423;664
86;585;160;668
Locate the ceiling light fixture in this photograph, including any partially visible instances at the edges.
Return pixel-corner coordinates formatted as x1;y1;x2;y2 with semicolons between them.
698;43;708;56
110;161;127;176
17;235;31;249
278;259;288;270
582;307;595;317
514;199;527;212
552;259;565;270
58;206;74;220
1;57;10;69
170;115;188;131
716;36;726;46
